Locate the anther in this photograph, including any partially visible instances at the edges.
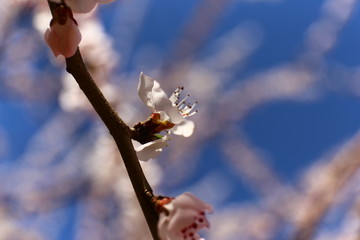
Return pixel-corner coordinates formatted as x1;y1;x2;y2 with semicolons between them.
177;94;190;107
186;110;198;117
190;102;197;109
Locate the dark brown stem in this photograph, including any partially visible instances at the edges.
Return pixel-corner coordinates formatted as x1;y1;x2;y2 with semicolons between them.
47;2;159;239
66;50;159;239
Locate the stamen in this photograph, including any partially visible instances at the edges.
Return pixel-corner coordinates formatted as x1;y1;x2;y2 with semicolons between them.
173;87;183;97
191;101;198;109
170;86;184;104
177;94;190;107
169;86;197;118
182;101;198;115
185;110;198;117
177;102;187;111
181;105;192;115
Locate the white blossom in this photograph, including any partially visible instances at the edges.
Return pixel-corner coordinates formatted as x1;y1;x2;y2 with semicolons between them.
158;192;213;240
137;72;195;137
50;0;115;13
133;73;196;161
132;135;170;162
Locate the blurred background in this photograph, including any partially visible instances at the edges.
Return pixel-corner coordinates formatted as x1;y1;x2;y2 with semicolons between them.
1;0;360;239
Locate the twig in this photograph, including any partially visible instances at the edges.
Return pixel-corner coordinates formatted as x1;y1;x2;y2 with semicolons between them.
47;2;159;239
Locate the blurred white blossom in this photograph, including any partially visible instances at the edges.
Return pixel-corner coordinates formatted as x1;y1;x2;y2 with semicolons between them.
50;0;115;13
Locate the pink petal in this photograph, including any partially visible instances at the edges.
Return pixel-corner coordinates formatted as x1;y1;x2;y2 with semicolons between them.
158;193;213;240
171;193;213;216
44;19;82;58
44;28;60;56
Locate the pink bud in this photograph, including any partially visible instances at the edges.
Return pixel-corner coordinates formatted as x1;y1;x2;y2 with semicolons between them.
44;12;81;58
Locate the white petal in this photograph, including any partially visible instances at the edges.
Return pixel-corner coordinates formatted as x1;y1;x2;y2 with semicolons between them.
137;72;157;108
138;72;170;110
133;135;169;162
158;218;180;240
171;120;194;137
171;193;213;214
137;73;184;124
164;106;185;124
50;0;106;12
65;0;97;13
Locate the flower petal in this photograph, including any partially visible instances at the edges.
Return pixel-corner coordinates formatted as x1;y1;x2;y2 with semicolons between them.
158;193;213;240
44;28;60;56
50;0;115;12
133;135;169;162
137;72;170;109
44;18;82;58
138;72;158;108
138;73;184;124
164;106;184;125
171;120;194;137
65;0;97;13
172;192;213;213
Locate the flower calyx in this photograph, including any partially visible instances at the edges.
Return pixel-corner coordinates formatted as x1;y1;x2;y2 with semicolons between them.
132;113;174;144
51;2;77;26
153;195;174;215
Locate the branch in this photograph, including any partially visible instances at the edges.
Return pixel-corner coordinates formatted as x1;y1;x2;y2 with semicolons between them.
47;2;159;239
291;131;360;240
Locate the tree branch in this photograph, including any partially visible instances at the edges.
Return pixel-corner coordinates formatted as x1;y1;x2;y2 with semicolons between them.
47;2;159;239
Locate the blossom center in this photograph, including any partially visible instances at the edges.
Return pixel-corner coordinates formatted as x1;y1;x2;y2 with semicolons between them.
132;113;175;144
170;87;198;117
